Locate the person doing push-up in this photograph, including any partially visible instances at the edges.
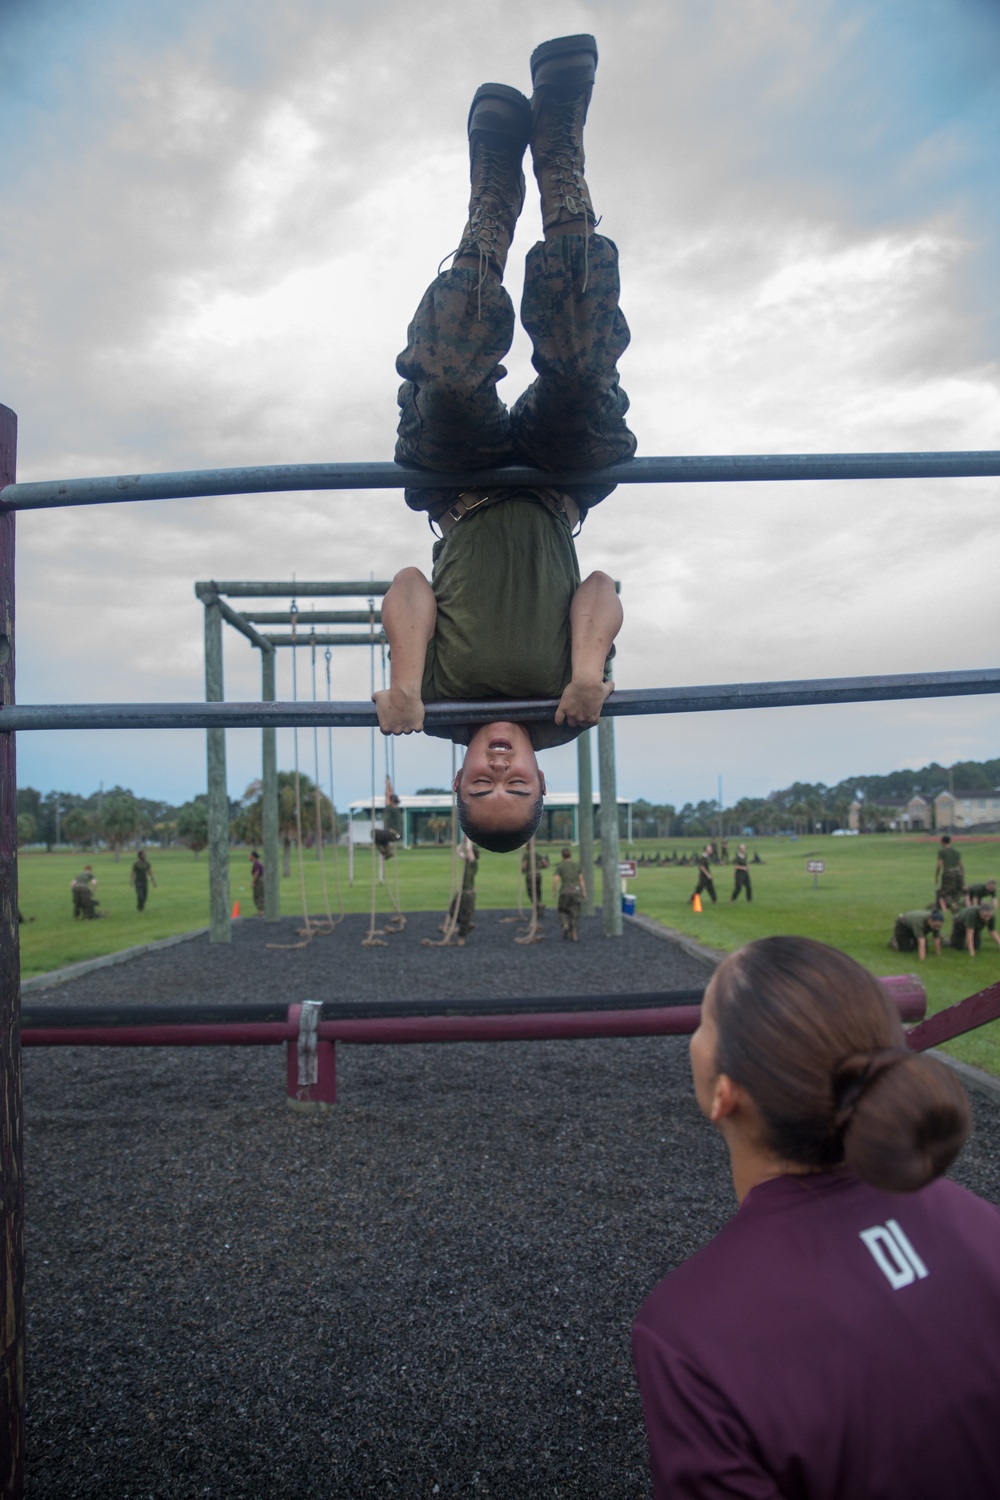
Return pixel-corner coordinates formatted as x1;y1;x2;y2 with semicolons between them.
374;35;636;852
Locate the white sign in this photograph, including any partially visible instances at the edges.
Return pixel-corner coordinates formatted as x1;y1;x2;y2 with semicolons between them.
807;860;825;873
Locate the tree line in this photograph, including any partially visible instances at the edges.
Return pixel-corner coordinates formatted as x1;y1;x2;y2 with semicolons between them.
18;755;1000;857
16;775;346;868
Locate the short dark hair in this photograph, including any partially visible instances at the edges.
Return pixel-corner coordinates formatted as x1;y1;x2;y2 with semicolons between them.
711;936;970;1192
562;847;572;857
941;835;951;844
456;792;544;854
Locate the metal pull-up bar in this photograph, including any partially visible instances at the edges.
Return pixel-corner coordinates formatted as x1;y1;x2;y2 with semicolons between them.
3;449;1000;509
2;667;999;732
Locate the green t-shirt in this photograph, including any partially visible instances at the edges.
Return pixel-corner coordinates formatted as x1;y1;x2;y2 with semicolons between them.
967;883;996;904
421;495;590;751
899;909;938;940
132;859;150;882
555;859;581;890
73;871;95;887
956;905;995;933
938;845;962;872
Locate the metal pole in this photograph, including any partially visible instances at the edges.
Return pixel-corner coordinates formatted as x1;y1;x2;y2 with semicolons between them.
0;402;24;1500
577;729;595;920
260;649;279;923
203;598;231;942
598;714;622;938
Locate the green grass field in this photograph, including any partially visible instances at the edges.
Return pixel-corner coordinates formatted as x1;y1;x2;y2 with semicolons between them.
17;833;1000;1074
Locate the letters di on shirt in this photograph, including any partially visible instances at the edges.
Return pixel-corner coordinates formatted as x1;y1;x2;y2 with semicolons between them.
860;1219;929;1289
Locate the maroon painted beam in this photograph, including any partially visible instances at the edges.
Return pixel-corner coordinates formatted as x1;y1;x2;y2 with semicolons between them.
20;975;926;1050
906;980;1000;1052
0;404;22;1500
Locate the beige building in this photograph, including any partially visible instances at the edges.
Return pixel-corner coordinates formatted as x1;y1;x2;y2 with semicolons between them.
934;790;1000;830
848;795;930;831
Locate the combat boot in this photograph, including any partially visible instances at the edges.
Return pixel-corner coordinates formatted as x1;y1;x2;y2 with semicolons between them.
453;83;532;281
529;34;598;235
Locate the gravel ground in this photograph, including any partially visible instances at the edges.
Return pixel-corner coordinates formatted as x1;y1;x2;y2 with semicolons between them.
22;914;1000;1499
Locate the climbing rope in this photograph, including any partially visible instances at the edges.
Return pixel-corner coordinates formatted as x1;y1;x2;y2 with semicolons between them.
422;743;465;948
514;836;544;945
308;627;340;931
379;639;406;934
361;593;387;947
267;600;316;950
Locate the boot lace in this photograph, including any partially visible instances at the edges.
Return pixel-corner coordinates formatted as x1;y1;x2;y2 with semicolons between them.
440;146;521;318
536;94;596;290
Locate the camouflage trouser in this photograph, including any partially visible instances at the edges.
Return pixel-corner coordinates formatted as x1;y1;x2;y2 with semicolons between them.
448;891;477;937
252;875;265;913
395;234;637;520
558;888;582;937
72;886;98;919
134;878;148;912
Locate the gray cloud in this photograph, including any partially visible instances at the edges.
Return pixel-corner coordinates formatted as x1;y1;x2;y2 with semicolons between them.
6;0;999;805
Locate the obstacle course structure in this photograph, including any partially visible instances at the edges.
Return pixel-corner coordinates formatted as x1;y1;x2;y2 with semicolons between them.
3;415;1000;1496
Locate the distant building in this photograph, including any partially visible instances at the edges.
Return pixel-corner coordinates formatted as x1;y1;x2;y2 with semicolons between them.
933;790;1000;831
347;790;634;847
848;795;930;831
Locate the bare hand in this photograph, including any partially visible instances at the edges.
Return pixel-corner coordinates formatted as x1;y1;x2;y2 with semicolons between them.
555;677;614;729
372;686;425;736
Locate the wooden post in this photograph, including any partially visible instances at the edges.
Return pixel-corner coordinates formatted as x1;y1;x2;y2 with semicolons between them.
598;712;622;937
203;596;231;942
260;648;279;922
576;728;595;920
0;404;24;1500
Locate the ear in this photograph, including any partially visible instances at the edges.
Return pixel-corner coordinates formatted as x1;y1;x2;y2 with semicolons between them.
452;770;461;792
539;770;547;795
708;1073;742;1125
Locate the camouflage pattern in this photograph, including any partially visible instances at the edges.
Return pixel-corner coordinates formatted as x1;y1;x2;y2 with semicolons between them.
557;888;582;939
395;233;636;520
448;891;477;938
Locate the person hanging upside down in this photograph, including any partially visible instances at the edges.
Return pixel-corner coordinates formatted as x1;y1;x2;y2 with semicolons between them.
373;34;636;853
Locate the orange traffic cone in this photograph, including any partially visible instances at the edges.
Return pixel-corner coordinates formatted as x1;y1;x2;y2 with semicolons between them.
231;900;240;919
692;893;703;913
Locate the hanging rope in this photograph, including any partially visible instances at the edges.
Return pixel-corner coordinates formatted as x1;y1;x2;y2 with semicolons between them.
379;639;406;934
422;742;465;947
324;645;346;922
514;836;544;944
308;626;340;932
267;600;316;950
361;592;387;947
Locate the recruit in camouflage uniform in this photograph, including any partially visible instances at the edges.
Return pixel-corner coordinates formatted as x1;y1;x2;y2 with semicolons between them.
70;865;101;919
130;849;156;912
373;34;637;857
934;835;965;912
447;841;480;943
553;845;586;940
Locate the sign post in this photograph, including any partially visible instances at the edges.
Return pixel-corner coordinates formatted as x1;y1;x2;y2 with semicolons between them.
807;859;825;890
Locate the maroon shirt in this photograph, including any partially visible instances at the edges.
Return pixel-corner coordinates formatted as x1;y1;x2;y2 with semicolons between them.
633;1171;1000;1499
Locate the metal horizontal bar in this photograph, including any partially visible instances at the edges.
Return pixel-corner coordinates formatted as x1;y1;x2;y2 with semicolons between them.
202;581;392;598
1;668;997;732
4;451;1000;510
261;633;386;647
242;611;382;625
18;979;926;1048
21;988;710;1027
21;1009;707;1047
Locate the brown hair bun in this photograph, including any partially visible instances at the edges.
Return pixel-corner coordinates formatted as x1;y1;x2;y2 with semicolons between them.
836;1048;971;1193
711;936;971;1191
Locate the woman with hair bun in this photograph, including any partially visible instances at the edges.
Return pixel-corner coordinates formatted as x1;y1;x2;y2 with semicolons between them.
633;935;1000;1500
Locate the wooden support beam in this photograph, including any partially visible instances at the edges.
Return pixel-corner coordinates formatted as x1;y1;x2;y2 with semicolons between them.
203;598;231;943
577;730;595;920
260;649;279;923
0;402;23;1500
598;713;622;938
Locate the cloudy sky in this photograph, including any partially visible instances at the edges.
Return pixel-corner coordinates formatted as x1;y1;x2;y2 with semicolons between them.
3;0;998;812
